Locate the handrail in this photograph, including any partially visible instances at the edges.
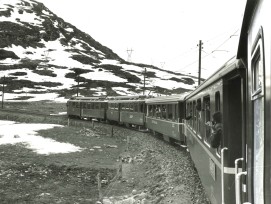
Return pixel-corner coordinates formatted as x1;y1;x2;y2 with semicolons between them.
236;171;247;204
235;158;244;204
221;147;228;204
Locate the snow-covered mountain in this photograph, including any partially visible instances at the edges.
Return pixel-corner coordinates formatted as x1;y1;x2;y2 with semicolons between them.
0;0;196;102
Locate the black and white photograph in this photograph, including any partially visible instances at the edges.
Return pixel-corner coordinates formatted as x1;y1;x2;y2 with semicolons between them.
0;0;270;203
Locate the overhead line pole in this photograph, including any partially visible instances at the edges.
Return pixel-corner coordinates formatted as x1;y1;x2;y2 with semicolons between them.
143;68;146;95
198;40;202;86
77;75;79;97
2;75;5;109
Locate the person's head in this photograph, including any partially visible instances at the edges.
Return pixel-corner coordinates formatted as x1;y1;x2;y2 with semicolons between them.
212;111;222;123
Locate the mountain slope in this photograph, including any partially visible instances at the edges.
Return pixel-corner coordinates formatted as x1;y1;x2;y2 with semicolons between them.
0;0;196;101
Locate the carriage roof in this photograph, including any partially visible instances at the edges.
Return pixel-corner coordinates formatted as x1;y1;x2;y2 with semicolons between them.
185;58;245;99
67;96;107;103
237;0;259;59
107;95;150;103
145;93;188;104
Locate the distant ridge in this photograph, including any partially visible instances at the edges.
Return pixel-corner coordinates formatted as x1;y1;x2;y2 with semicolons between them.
0;0;195;101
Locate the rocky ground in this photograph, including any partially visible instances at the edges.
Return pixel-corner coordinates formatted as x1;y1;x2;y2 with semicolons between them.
0;102;210;204
100;128;210;204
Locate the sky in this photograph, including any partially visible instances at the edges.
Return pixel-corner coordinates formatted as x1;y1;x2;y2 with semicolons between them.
36;0;247;78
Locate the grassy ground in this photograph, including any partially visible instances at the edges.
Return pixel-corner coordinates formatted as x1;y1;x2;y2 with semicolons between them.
2;101;67;115
0;102;129;203
0;102;210;204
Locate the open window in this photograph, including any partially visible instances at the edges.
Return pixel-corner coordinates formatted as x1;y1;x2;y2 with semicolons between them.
203;96;211;145
215;92;221;111
193;101;197;131
197;99;202;138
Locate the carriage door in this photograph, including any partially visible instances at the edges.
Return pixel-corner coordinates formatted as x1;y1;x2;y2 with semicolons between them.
251;37;265;204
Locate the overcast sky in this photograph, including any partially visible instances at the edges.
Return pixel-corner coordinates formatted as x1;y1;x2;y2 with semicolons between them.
37;0;247;78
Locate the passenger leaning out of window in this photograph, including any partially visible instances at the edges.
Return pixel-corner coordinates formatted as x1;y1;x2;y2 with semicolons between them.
206;112;222;148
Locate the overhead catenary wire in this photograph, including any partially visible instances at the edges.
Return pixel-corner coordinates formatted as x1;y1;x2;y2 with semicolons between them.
176;28;240;74
165;27;240;67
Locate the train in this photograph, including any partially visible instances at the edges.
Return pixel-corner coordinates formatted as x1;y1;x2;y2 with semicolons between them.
67;0;270;203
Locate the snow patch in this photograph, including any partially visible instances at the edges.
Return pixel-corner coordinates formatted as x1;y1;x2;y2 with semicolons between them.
0;120;81;154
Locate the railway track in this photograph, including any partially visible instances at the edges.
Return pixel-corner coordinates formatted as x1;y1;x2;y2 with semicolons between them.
0;108;185;150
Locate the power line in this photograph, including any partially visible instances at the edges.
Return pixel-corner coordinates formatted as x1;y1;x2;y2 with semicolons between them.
177;29;240;73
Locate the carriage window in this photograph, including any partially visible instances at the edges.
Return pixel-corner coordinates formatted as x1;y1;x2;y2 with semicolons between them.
95;103;100;109
156;105;161;118
162;104;166;119
82;103;87;109
186;103;189;119
152;105;156;117
176;104;179;121
203;96;211;145
186;103;190;123
193;101;197;130
134;103;139;112
215;92;221;111
168;104;173;120
130;103;134;112
197;99;202;137
189;102;193;126
172;104;176;121
76;102;80;108
140;103;144;113
148;105;152;116
252;52;263;94
215;92;221;154
101;103;106;109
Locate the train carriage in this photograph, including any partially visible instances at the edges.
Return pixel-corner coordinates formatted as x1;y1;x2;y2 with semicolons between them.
79;97;107;121
66;97;81;118
184;58;246;204
236;0;271;203
106;95;148;127
145;94;187;143
67;96;107;120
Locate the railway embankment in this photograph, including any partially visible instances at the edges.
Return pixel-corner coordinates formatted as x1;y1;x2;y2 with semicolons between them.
0;103;210;203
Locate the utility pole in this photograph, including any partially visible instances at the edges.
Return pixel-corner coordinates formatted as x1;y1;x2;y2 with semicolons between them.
77;75;79;97
126;48;133;62
2;75;5;109
198;40;203;86
143;68;146;95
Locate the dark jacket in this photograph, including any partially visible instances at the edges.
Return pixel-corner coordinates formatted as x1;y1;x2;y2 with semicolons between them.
210;123;222;148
